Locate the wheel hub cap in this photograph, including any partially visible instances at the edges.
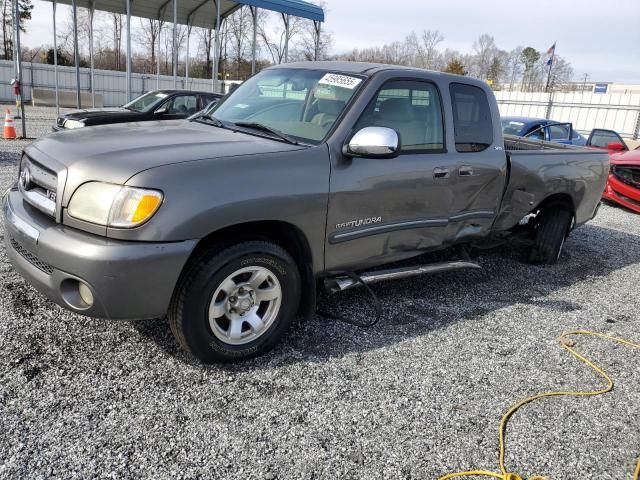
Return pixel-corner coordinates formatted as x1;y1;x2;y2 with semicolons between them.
208;266;282;346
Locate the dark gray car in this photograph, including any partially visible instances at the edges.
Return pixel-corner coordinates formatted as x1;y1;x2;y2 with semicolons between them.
53;90;222;131
3;62;608;363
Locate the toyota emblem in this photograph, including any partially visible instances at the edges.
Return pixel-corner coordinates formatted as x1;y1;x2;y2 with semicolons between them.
19;167;31;189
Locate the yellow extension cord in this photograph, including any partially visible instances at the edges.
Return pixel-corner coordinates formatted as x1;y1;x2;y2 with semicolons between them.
438;330;640;480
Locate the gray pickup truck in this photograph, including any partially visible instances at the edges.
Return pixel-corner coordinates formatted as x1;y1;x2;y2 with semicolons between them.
3;61;608;363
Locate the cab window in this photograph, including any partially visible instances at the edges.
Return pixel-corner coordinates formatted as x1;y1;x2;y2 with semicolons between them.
450;83;493;152
167;95;198;115
355;80;445;153
548;124;571;141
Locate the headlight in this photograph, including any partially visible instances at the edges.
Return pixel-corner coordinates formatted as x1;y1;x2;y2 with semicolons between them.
67;182;163;228
64;119;85;129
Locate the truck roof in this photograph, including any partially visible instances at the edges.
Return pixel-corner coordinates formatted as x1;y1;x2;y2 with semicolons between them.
270;61;486;87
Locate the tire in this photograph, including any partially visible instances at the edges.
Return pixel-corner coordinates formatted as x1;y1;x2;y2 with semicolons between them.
528;208;573;265
169;241;301;363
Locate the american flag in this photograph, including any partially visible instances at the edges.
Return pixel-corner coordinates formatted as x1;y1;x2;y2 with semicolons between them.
546;42;556;66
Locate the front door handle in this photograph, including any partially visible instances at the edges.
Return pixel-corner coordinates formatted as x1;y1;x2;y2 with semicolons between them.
459;165;474;176
433;167;449;179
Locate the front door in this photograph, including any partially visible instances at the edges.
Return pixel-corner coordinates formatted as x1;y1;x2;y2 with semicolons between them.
325;80;457;272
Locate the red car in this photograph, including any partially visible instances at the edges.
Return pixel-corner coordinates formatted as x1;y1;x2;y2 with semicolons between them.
586;129;640;213
603;148;640;213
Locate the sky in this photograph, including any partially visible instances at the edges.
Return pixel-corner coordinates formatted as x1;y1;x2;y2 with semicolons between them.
20;0;640;83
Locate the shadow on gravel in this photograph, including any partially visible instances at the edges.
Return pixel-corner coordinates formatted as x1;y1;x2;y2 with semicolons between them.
130;222;640;369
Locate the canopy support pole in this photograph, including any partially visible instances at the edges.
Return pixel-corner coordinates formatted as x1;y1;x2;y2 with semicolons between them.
156;18;160;89
71;0;81;108
89;0;95;107
172;0;177;88
126;0;132;101
250;6;257;75
212;0;221;93
52;0;59;116
282;13;289;63
13;0;25;135
185;0;207;88
185;23;191;88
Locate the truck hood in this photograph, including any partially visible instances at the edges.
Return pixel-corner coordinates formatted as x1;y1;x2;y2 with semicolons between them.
26;120;306;206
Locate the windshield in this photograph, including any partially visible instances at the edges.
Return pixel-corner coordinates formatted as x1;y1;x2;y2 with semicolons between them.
501;119;525;136
205;68;364;144
123;91;169;112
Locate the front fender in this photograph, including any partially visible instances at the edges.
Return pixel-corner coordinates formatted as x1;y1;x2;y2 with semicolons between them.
109;146;331;273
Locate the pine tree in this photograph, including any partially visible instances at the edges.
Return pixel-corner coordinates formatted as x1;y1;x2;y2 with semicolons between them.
443;58;467;76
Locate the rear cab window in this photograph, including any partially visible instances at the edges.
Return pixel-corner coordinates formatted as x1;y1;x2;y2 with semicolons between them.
449;83;493;152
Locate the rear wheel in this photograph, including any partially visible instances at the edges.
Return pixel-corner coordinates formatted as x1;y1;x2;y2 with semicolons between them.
528;208;573;265
169;241;301;363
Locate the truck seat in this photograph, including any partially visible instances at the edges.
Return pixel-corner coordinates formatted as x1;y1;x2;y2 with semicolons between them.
374;98;426;148
311;99;345;129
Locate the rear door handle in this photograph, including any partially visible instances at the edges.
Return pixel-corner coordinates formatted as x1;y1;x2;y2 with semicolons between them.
433;167;449;179
459;165;474;176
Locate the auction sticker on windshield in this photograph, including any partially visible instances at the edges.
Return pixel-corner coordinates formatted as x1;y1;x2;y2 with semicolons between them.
318;73;363;90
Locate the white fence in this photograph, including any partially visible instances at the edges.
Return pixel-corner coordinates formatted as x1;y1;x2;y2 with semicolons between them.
0;60;219;107
495;90;640;140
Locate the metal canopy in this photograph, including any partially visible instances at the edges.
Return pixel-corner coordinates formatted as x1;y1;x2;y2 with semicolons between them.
11;0;324;136
39;0;323;28
238;0;323;21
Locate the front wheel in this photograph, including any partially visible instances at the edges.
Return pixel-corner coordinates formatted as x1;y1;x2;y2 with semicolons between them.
169;241;301;363
528;208;573;265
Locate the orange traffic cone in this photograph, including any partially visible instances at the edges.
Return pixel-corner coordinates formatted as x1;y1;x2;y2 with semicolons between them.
4;109;17;139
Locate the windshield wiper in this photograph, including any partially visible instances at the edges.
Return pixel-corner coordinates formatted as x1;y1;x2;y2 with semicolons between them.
192;113;225;128
234;121;299;145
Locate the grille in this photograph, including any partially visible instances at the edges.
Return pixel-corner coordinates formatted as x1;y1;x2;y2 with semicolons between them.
9;237;54;275
612;166;640;189
19;155;58;218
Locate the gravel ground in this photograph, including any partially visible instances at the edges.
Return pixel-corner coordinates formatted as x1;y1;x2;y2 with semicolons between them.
1;110;639;479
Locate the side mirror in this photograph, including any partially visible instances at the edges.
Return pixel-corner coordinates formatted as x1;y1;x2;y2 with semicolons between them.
607;142;626;152
343;127;400;159
155;106;169;115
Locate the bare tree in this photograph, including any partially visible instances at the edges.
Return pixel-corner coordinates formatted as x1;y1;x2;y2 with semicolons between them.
292;18;331;61
256;9;303;64
506;46;523;91
418;29;444;69
226;7;252;77
198;27;214;78
472;33;496;79
111;13;124;70
137;18;165;73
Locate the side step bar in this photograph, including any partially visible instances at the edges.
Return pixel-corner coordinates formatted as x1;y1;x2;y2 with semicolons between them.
325;260;482;292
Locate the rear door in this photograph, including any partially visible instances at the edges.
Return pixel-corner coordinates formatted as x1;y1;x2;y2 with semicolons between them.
447;83;507;240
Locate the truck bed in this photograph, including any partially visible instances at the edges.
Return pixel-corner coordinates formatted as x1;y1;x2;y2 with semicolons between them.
504;134;579;152
494;135;610;231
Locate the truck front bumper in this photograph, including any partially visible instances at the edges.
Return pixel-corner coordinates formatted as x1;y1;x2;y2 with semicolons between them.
3;187;197;320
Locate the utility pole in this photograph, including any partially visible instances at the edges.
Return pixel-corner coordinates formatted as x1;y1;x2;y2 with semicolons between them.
582;73;589;91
